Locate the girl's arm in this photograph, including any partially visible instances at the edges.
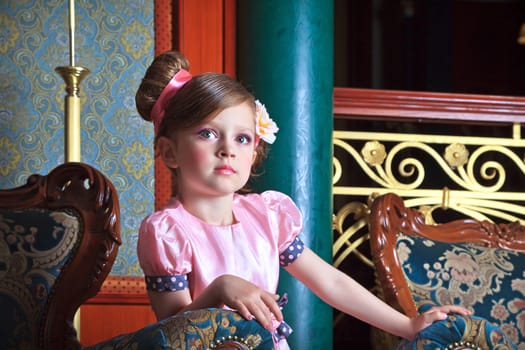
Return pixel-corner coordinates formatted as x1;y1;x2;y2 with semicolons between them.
147;274;282;330
285;247;470;339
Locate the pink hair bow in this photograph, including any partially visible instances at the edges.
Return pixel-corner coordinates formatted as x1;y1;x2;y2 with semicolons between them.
151;69;192;134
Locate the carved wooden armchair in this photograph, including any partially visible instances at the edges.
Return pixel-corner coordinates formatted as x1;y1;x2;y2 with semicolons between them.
0;163;273;350
369;192;523;349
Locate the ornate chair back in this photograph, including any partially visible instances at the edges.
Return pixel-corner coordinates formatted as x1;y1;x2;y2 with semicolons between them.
369;192;525;348
0;163;121;350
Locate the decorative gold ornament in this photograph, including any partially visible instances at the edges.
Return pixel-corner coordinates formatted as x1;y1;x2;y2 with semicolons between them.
444;143;469;168
361;140;387;166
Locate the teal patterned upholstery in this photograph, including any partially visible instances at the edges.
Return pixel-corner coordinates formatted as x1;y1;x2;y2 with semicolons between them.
0;208;81;350
84;308;274;350
393;234;519;349
396;314;515;349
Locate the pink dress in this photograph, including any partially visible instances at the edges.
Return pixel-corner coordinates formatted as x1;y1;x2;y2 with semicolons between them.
137;190;305;349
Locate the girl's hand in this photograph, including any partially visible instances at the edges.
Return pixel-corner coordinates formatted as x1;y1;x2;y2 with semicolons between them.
212;274;282;330
410;305;472;339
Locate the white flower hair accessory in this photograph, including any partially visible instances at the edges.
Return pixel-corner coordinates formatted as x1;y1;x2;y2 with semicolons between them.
255;100;279;144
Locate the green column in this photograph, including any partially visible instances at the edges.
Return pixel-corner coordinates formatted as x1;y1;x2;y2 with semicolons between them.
238;1;334;349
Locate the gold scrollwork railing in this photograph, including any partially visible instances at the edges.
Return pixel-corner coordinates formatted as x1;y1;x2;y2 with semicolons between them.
333;125;525;224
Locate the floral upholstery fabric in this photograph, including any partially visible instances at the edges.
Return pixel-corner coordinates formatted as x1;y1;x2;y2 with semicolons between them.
84;308;274;350
0;208;80;350
396;233;523;348
396;314;515;349
396;315;517;350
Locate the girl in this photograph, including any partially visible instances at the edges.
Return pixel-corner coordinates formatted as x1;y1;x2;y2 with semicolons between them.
135;51;470;349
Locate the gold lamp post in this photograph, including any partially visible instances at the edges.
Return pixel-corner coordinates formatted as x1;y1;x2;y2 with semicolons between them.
55;0;90;336
55;0;89;162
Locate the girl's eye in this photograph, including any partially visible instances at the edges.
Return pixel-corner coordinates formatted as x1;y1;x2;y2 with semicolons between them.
236;134;252;145
198;129;216;139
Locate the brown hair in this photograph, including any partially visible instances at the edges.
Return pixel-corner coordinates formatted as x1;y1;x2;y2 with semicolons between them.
135;51;268;195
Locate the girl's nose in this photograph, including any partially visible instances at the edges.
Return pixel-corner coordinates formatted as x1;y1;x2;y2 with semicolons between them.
219;150;235;158
218;141;236;158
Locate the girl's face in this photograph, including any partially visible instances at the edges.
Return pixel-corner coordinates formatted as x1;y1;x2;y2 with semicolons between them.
170;101;257;199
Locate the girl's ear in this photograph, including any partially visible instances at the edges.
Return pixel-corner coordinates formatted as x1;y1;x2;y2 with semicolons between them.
157;136;178;169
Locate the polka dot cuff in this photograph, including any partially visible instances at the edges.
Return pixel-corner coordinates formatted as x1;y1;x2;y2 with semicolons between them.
145;274;189;292
279;236;305;266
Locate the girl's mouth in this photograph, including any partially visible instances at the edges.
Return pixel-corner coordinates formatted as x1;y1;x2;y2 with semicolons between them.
214;165;235;175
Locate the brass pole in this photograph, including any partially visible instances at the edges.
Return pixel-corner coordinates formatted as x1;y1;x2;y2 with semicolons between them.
55;66;89;162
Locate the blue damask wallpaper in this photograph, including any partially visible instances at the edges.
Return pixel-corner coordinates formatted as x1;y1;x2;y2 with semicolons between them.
0;0;155;276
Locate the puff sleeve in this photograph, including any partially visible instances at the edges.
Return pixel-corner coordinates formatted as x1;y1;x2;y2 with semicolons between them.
260;191;306;266
137;209;193;291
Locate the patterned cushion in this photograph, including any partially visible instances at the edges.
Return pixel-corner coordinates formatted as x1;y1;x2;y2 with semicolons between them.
0;208;80;349
397;233;524;347
84;308;274;350
396;314;515;349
